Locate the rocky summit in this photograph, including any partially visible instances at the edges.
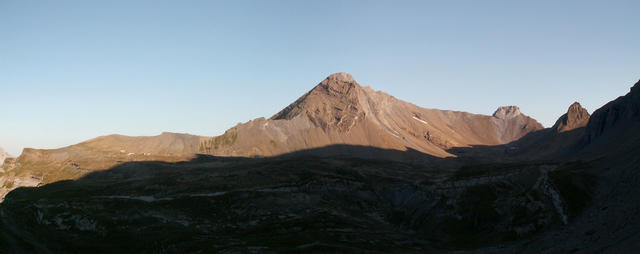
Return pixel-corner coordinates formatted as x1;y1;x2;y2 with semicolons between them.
552;102;590;133
493;105;522;119
0;74;640;253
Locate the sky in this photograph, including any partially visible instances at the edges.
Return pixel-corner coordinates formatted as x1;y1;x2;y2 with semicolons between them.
1;0;639;156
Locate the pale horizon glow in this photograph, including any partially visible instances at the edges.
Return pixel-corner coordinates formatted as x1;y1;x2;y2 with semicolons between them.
1;0;639;156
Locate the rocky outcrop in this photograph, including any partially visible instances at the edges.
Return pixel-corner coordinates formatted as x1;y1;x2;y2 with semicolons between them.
0;147;36;202
493;106;522;120
492;106;544;143
552;102;590;133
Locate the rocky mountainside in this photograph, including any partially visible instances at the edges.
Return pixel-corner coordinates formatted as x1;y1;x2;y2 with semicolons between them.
552;102;590;133
0;73;545;200
580;80;640;155
0;132;204;201
502;102;592;160
202;72;543;159
17;132;204;169
492;106;544;143
512;80;640;161
518;80;640;253
1;75;639;253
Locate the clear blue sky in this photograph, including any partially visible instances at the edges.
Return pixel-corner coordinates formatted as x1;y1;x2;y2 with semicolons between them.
1;0;639;155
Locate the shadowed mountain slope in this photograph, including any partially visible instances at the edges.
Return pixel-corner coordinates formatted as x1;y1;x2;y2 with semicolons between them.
499;102;591;160
518;80;640;253
511;80;640;161
580;80;640;156
0;147;590;253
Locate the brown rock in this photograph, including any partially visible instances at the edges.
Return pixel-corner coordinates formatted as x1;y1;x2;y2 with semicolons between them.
553;102;590;133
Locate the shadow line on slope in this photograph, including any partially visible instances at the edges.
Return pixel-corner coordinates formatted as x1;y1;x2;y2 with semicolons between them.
0;138;595;253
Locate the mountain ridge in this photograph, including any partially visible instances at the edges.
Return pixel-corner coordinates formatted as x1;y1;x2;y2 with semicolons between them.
585;80;640;143
1;74;640;253
205;73;543;158
0;73;545;200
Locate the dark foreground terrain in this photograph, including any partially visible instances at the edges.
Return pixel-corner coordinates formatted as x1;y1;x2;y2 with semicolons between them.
2;142;638;253
0;154;588;253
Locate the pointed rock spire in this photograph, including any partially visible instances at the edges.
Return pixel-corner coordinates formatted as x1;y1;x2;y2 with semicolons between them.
553;102;590;133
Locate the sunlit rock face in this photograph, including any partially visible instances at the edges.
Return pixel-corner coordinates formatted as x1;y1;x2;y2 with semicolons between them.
0;147;9;167
493;106;522;120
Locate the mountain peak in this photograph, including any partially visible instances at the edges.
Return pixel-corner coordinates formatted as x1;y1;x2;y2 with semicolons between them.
553;102;590;133
326;72;355;83
270;72;364;131
316;72;360;95
567;102;587;115
493;106;521;119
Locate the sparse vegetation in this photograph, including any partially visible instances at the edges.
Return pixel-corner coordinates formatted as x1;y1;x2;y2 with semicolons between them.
198;131;239;154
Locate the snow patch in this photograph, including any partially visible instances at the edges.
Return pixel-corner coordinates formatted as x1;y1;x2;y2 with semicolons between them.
412;116;429;125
